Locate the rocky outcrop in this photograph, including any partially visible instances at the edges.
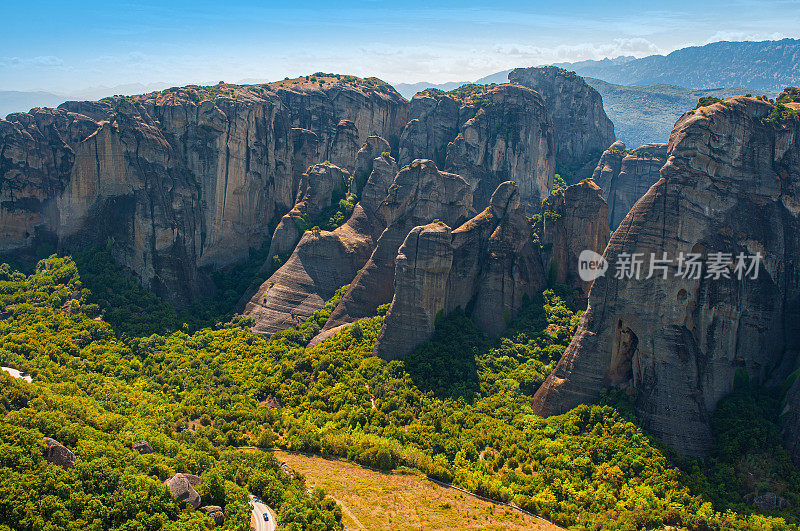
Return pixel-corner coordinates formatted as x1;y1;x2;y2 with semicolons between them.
784;368;800;466
374;181;547;359
373;223;454;360
244;152;397;335
532;95;800;458
245;158;470;336
352;136;391;196
509;66;615;181
200;505;225;526
317;160;471;335
398;89;466;168
591;141;668;229
267;162;350;259
165;473;202;508
132;440;154;454
0;76;409;305
399;85;555;212
541;180;610;297
43;437;76;469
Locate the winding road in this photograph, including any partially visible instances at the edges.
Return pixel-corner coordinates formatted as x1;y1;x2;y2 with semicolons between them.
249;495;276;531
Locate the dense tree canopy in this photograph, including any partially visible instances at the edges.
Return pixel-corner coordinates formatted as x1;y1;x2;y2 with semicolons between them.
0;253;797;530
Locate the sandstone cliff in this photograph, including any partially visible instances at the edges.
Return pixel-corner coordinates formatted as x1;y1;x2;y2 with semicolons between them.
509;66;615;181
532;95;800;458
267;162;351;260
244;158;472;336
316;159;472;336
399;84;555;212
0;75;409;304
373;181;547;360
591;141;668;229
541;180;610;297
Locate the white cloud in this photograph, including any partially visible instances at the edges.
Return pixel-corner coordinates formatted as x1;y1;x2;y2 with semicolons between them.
0;56;64;68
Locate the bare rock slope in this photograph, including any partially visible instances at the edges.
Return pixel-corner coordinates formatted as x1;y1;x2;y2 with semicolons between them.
509;66;615;181
532;95;800;458
0;76;409;304
591;141;668;229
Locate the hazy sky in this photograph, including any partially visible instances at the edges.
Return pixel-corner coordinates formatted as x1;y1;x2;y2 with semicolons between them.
1;0;797;93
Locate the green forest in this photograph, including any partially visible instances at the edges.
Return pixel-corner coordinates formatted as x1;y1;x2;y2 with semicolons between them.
0;251;798;530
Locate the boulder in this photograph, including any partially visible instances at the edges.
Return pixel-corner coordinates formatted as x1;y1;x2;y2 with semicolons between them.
132;440;154;454
43;437;75;469
200;505;225;526
165;473;202;508
532;95;800;458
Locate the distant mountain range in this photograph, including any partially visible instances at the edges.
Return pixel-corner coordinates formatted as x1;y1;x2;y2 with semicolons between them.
390;39;798;146
552;38;800;92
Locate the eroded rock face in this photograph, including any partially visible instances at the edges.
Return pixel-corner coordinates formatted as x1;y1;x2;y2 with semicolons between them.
373;181;547;359
267;162;350;260
373;223;455;360
0;77;409;305
246;158;469;336
132;440;154;454
165;473;202;508
541;180;610;297
398;90;466;168
592;141;668;229
318;160;472;335
509;66;615;181
399;85;555;212
200;506;225;526
43;437;76;469
784;367;800;466
352;136;391;196
532;96;800;458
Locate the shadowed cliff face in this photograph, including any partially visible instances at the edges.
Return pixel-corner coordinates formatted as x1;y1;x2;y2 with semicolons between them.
591;141;668;229
0;78;409;304
399;84;555;212
509;66;615;181
532;95;800;459
243;158;472;336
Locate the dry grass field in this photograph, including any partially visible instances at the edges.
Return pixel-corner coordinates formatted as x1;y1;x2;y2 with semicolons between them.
272;451;561;531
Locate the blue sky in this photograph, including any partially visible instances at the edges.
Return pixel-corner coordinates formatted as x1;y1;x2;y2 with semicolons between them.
1;0;797;93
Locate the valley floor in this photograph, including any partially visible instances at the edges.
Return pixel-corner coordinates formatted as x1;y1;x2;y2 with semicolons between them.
273;451;561;530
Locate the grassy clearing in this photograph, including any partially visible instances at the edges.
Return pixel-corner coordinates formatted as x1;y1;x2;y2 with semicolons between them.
273;451;561;531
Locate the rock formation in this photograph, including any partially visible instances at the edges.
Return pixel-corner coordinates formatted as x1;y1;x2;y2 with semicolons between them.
541;180;610;297
165;473;202;508
591;141;668;229
532;95;800;458
399;84;555;211
267;162;351;259
352;136;392;196
373;181;548;360
784;370;800;467
372;223;454;360
43;437;76;469
200;505;225;526
0;76;409;305
245;158;470;336
317;160;472;336
509;66;615;181
132;440;154;454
